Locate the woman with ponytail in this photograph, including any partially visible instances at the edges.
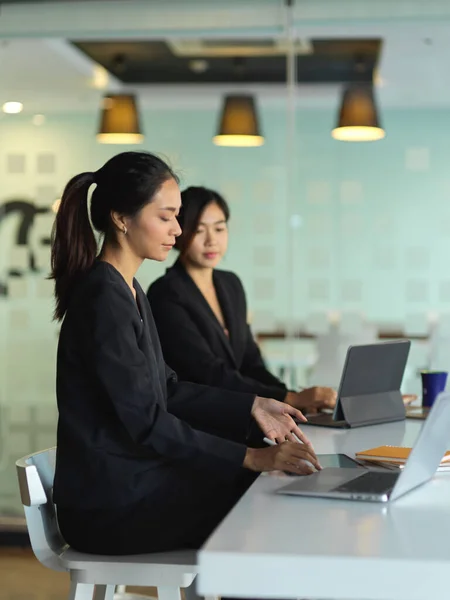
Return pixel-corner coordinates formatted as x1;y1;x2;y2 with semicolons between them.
51;151;320;555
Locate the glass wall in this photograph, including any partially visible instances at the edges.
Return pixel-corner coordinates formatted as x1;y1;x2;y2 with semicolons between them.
1;0;450;523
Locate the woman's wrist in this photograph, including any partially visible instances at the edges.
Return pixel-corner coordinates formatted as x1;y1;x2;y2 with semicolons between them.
243;447;257;470
251;395;262;417
284;391;296;406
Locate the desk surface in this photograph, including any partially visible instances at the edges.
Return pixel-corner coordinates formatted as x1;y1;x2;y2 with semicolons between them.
256;329;428;341
198;420;450;600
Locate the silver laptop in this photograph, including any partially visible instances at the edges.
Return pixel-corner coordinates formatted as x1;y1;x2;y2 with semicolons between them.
277;391;450;503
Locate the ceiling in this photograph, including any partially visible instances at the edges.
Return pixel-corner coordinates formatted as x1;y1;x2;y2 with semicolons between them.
72;39;381;85
0;1;449;114
1;0;116;2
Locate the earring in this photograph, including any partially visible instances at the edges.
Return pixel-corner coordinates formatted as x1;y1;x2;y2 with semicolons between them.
122;226;127;235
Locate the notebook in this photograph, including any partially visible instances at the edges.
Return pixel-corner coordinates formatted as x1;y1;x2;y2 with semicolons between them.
356;445;450;468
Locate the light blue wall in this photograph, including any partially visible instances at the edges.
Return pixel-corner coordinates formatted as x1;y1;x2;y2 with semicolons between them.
1;105;450;326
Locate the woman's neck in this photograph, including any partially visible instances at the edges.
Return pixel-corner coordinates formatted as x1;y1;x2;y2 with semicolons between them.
182;259;214;290
100;243;142;294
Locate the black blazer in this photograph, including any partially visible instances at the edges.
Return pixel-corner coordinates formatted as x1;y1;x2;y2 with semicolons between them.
53;261;255;510
147;260;287;402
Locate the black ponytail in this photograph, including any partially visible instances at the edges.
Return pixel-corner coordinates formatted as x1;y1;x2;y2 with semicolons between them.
50;172;97;321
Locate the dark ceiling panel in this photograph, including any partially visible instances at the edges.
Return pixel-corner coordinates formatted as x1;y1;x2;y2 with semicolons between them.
3;0;113;3
72;38;381;85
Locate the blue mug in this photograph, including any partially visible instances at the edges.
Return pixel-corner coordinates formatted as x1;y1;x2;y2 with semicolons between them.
421;371;448;408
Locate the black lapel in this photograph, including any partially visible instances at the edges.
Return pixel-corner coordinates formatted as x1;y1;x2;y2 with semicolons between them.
213;271;240;359
135;281;168;392
171;260;238;367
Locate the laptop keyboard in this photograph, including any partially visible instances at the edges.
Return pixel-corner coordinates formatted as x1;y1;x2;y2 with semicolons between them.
333;471;399;494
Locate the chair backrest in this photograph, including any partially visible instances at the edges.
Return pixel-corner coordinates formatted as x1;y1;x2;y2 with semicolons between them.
308;328;377;387
429;327;450;372
16;447;67;572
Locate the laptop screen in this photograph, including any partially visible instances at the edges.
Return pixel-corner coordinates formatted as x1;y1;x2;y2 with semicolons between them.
332;340;411;420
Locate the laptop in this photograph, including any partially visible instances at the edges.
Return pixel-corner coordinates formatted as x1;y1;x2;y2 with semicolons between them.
306;340;410;428
277;391;450;503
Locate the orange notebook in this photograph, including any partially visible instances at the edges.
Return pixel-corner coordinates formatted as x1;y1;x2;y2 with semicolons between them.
356;445;450;466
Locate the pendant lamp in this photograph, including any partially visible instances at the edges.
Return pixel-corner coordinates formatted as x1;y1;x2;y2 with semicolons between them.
213;94;264;147
331;84;385;142
97;94;144;144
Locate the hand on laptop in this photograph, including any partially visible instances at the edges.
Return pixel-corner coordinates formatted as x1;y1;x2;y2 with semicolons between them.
285;387;337;414
243;441;322;475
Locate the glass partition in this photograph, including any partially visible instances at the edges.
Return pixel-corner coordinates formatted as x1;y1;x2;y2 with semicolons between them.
1;0;449;525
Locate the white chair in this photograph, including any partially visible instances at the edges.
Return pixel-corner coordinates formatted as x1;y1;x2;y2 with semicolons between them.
303;311;331;335
308;327;377;388
16;447;212;600
402;341;430;401
404;312;430;337
429;315;450;372
260;338;316;389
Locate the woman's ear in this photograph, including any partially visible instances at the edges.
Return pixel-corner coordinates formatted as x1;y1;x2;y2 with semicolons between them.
110;210;127;233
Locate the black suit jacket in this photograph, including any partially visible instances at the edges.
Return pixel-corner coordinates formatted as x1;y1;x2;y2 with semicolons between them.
53;261;255;510
147;260;287;401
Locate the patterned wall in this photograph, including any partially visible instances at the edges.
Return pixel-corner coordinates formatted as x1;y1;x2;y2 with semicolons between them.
0;147;59;516
0;106;449;515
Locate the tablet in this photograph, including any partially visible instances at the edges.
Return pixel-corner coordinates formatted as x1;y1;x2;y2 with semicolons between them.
317;453;363;469
283;453;364;476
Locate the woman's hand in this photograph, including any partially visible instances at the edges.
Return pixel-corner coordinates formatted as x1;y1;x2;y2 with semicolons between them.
402;394;417;406
243;442;322;475
285;387;337;414
251;396;310;445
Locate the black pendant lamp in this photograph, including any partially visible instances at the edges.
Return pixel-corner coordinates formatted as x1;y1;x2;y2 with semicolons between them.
332;84;385;142
213;94;264;147
97;94;144;144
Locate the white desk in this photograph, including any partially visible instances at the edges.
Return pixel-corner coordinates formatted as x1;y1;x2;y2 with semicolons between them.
198;420;450;600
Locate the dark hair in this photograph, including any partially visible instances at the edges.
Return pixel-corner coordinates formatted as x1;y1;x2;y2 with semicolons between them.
50;151;178;321
176;186;230;255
